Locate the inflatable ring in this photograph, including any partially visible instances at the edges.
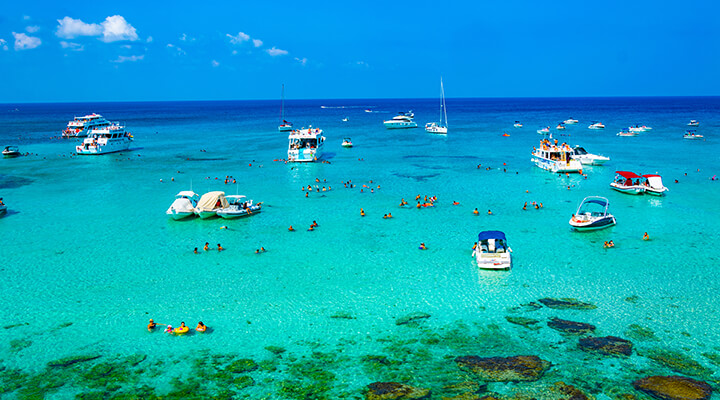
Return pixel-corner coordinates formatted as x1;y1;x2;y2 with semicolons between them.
174;326;189;335
196;326;207;333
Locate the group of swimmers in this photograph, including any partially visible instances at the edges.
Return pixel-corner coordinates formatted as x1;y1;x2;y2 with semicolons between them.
522;201;544;210
195;242;224;253
148;319;208;334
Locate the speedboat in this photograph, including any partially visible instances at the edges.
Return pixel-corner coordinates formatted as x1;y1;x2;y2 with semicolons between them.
62;113;111;138
531;138;583;173
216;195;262;219
76;124;133;155
341;138;353;148
569;196;616;231
513;121;523;128
687;120;699;127
556;123;566;130
194;191;228;219
384;112;417;129
2;146;20;158
473;231;512;270
616;130;638;137
288;127;325;162
342;117;349;122
536;127;550;134
610;171;645;194
166;191;199;220
569;145;610;165
426;78;448;135
588;122;605;129
642;174;668;196
563;118;579;124
683;130;704;140
628;125;651;133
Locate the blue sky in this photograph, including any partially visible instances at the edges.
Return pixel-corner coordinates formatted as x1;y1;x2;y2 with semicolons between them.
1;0;718;102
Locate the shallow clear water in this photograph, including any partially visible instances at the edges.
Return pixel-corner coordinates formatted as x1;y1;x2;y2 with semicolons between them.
1;97;719;398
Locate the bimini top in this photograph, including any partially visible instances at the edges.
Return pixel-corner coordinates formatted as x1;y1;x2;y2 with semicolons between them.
615;171;641;179
478;230;506;241
176;191;198;198
642;174;661;178
581;196;609;207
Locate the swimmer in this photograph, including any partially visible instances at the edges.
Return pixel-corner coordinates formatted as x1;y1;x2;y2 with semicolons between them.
193;247;198;254
452;201;460;205
220;226;228;230
288;226;295;231
255;249;260;253
305;192;309;198
360;208;365;217
416;202;421;209
534;203;539;209
312;220;318;228
217;244;224;251
308;225;315;231
196;321;207;332
487;210;492;215
148;319;161;332
387;213;392;218
539;203;543;208
204;242;210;251
523;202;527;210
261;247;266;252
383;214;387;219
473;208;479;215
165;325;173;333
419;242;426;250
643;232;650;241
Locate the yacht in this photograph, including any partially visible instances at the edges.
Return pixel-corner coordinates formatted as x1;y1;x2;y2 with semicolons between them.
616;130;638;137
194;191;228;219
75;124;133;155
166;191;199;220
687;120;699;127
683;130;704;140
531;138;583;173
588;122;605;129
384;112;417;129
569;146;610;165
473;231;512;270
569;196;616;231
563;118;579;124
278;84;293;132
62;113;111;138
610;171;645;194
342;138;353;148
288;127;325;162
425;78;448;134
217;195;262;219
642;174;668;196
513;121;523;128
536;127;550;134
2;146;20;158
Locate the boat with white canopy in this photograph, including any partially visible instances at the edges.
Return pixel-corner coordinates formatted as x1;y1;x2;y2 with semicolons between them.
610;171;645;194
473;231;512;270
342;138;353;148
194;191;229;219
569;196;616;231
216;195;262;219
588;122;605;129
642;174;668;196
531;137;583;173
166;191;199;220
563;118;579;124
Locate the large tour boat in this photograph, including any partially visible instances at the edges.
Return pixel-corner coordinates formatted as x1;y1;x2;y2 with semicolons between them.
531;138;583;173
62;113;111;138
288;127;325;162
75;124;133;155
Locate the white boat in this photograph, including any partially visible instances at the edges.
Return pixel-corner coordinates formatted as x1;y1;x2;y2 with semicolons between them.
473;231;512;270
384;112;417;129
75;124;133;155
687;120;699;127
425;78;448;135
166;191;199;220
536;127;550;134
610;171;645;195
342;117;349;122
216;195;262;219
194;191;228;219
642;174;668;196
628;125;651;133
62;113;111;138
531;138;583;173
2;146;20;158
569;196;616;231
616;130;638;137
288;127;325;162
588;122;605;129
556;123;566;130
278;84;293;132
341;137;353;148
563;118;579;124
683;130;704;140
513;121;523;128
570;145;610;165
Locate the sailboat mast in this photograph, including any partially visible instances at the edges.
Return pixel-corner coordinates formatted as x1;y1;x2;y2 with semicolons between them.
440;77;447;127
280;84;285;123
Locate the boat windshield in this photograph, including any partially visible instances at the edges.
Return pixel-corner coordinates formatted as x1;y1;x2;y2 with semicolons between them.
289;138;318;149
576;198;608;217
574;147;588;155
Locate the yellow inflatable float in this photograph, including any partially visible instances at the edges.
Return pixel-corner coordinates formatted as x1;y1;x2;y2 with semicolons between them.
174;325;189;335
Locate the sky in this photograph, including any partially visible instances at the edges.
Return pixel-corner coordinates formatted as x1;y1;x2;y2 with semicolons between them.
0;0;718;102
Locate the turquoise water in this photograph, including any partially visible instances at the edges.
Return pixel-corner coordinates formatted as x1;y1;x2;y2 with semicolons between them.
1;97;719;398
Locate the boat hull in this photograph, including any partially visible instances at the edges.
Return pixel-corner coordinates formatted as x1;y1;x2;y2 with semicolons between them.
426;126;447;134
2;153;20;158
217;207;262;219
570;216;616;231
278;126;293;132
384;121;417;129
475;252;512;270
610;183;645;194
167;210;195;220
197;211;218;219
644;188;667;196
575;155;609;166
531;156;583;173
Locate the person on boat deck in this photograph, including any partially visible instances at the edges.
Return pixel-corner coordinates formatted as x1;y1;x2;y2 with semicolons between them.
196;321;207;332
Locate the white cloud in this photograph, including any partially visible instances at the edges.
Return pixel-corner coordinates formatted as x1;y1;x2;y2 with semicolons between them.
211;60;219;67
23;15;31;21
55;15;138;42
60;41;84;51
167;43;186;55
101;15;138;42
266;47;288;56
294;57;307;66
180;33;188;41
231;50;238;55
113;54;144;63
226;32;250;44
25;26;40;33
56;17;102;39
12;32;41;50
146;36;153;43
0;39;8;51
252;39;263;48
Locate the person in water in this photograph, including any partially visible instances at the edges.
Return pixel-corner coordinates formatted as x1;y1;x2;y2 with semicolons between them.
193;247;198;254
419;243;426;250
196;321;207;332
643;232;650;240
473;208;479;215
217;244;224;251
148;319;162;332
360;208;365;216
487;210;492;215
288;226;295;231
260;247;266;252
203;242;210;251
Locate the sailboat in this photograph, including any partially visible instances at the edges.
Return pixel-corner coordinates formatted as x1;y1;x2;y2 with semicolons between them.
278;84;293;132
425;77;448;134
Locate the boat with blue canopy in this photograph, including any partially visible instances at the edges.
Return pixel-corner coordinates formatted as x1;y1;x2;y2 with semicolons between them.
569;196;616;231
473;230;512;270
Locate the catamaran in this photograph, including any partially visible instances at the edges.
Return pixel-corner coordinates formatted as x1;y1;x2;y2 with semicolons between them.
278;84;293;132
425;77;448;134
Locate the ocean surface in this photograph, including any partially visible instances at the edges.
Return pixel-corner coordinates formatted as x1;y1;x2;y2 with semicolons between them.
1;97;719;399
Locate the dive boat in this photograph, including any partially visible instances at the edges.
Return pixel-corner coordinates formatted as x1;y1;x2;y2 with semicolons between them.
683;130;704;140
513;121;523;128
588;122;605;129
384;112;417;129
536;127;550;134
556;123;566;130
473;231;512;270
563;118;579;124
616;130;638;137
278;84;293;132
425;77;448;134
216;195;262;219
62;113;111;138
75;124;133;155
610;171;645;194
288;127;325;162
341;138;353;148
166;191;199;220
569;145;610;165
569;196;616;231
531;138;583;173
194;191;228;219
687;120;699;127
642;174;668;196
2;146;20;158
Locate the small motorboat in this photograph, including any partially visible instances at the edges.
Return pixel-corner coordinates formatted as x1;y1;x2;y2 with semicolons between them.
473;231;512;270
556;123;566;130
628;125;651;133
537;127;550;134
616;130;638;137
2;146;20;158
341;138;353;148
687;120;699;127
683;130;704;140
216;195;262;219
502;132;510;137
588;122;605;129
642;174;668;196
342;117;349;122
610;171;645;194
166;191;199;220
570;145;610;165
569;196;616;231
513;121;523;128
563;118;579;124
194;191;228;219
